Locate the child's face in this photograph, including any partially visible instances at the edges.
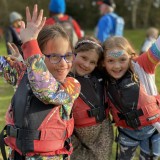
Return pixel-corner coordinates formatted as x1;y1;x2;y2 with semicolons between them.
13;20;21;28
73;50;99;76
43;37;73;82
103;49;130;79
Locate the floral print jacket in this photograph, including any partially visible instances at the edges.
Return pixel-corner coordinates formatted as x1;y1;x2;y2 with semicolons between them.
0;40;80;160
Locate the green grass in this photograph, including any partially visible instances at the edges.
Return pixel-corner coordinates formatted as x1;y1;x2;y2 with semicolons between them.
0;39;7;55
124;29;146;52
0;39;13;131
0;79;14;127
0;30;160;159
0;39;13;160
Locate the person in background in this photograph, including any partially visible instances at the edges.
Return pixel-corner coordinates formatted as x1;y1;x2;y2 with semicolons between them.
0;4;80;160
95;0;124;43
70;36;113;160
5;11;23;55
140;27;159;55
102;36;160;160
45;0;83;46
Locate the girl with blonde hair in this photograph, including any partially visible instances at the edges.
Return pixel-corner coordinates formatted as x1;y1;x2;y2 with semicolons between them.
103;36;160;159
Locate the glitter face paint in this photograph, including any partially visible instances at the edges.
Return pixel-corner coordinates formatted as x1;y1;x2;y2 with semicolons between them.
107;50;124;58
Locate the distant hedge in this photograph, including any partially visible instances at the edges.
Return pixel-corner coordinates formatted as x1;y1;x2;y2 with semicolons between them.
0;0;160;30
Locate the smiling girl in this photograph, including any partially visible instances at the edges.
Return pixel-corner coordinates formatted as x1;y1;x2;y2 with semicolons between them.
103;36;160;159
0;5;80;160
70;36;113;160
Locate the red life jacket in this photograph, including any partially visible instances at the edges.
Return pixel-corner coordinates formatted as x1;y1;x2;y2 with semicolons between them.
3;73;73;157
72;73;108;128
107;71;160;129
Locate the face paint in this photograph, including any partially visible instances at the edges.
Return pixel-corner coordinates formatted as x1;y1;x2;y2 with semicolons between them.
107;50;124;58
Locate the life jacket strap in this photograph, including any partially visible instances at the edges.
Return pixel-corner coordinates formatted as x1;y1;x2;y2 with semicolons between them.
64;138;71;151
118;109;143;129
87;106;106;123
0;126;7;160
6;125;40;140
87;107;100;117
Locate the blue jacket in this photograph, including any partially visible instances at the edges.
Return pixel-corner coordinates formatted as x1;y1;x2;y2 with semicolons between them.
96;12;124;42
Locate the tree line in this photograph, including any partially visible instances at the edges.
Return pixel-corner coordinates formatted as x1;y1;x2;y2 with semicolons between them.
0;0;160;30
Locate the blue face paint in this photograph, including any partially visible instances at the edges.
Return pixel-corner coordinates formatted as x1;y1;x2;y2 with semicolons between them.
107;50;124;58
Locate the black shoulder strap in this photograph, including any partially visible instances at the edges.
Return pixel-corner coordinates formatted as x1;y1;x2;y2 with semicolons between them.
77;75;107;122
68;72;105;109
0;126;7;160
68;72;107;122
78;76;104;108
11;72;33;128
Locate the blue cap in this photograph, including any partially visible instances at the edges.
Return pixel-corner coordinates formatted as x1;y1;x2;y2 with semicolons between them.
49;0;66;14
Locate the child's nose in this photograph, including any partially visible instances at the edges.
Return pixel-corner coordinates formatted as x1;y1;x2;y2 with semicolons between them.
59;57;67;65
114;62;121;68
84;61;90;68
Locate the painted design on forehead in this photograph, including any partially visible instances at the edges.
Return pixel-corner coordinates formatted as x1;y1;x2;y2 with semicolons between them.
107;50;124;58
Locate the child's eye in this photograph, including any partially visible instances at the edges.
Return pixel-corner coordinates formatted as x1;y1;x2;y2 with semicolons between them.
81;56;87;61
120;58;127;62
107;59;114;63
91;61;96;65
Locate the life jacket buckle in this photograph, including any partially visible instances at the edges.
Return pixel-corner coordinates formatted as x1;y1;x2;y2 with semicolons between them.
87;107;100;118
6;125;19;138
87;107;106;123
124;109;141;129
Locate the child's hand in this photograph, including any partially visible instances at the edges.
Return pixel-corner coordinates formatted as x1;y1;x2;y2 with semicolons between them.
8;42;24;62
20;4;46;43
7;42;20;58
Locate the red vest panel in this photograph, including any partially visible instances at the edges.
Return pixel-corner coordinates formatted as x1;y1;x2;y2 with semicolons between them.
5;106;73;156
73;97;108;128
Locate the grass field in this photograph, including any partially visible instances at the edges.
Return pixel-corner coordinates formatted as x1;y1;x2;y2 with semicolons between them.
0;29;160;159
0;39;14;132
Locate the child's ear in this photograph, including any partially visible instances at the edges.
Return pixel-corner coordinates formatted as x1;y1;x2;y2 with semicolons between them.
131;53;136;58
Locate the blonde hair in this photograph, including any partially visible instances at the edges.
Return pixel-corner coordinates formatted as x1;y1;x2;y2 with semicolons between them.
146;27;159;39
103;36;139;82
103;36;135;56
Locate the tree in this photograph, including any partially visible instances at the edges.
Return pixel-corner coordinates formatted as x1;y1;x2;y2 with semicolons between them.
125;0;160;28
0;0;9;26
125;0;140;28
136;0;154;28
0;0;160;30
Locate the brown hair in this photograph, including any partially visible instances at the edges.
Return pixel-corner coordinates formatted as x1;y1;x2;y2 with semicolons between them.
37;23;73;52
74;36;103;67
